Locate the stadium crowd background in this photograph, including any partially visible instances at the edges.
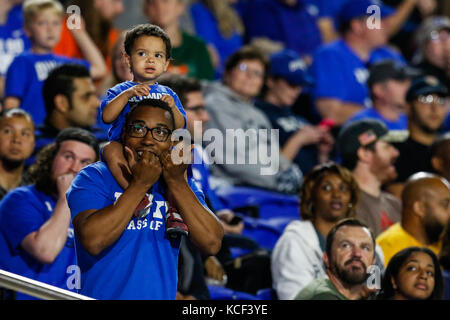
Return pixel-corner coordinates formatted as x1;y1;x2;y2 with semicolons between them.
0;0;449;300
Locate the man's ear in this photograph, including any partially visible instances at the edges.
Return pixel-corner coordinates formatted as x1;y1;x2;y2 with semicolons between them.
412;200;426;219
356;147;372;164
431;156;443;174
372;83;384;101
54;94;70;113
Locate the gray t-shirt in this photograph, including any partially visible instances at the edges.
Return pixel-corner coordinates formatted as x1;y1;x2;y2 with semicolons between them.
294;278;348;300
355;190;402;237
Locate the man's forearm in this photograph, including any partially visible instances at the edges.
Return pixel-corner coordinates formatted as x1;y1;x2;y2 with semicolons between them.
22;196;72;264
74;182;148;256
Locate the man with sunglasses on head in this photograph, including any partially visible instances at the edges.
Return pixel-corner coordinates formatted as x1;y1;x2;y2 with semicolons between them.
66;98;223;300
386;75;449;199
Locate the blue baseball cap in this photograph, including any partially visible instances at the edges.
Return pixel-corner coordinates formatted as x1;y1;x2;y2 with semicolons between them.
339;0;394;24
269;50;314;86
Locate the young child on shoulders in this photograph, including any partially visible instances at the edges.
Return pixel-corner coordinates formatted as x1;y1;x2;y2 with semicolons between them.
101;23;188;237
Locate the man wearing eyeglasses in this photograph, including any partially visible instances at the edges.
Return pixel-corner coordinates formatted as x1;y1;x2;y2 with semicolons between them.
66;98;224;300
413;16;450;91
386;75;449;199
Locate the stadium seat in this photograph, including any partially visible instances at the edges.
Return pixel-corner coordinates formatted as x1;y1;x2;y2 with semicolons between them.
207;284;259;300
256;288;277;300
443;270;450;300
238;215;296;250
215;186;300;220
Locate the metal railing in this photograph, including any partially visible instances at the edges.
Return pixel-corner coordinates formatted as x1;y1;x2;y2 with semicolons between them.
0;269;94;300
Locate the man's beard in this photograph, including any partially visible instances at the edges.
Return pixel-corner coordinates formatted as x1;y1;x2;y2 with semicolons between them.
332;257;368;285
425;216;445;244
1;157;25;170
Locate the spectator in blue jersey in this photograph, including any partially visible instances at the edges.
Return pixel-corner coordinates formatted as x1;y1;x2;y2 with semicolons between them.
236;0;322;61
0;0;31;101
346;60;418;130
0;127;99;299
311;0;395;126
189;0;244;79
256;49;334;174
0;108;35;201
28;64;105;166
67;98;223;300
2;0;102;126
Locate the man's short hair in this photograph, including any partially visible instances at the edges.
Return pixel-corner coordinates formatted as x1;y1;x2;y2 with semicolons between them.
0;109;34;127
42;63;91;118
224;45;268;78
124;23;172;59
23;0;63;26
158;74;202;106
125;98;175;131
325;218;375;258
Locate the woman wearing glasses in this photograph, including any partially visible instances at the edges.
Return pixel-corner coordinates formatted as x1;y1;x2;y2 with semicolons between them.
202;45;303;194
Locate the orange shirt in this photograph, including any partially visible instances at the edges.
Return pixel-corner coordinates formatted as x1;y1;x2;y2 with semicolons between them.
53;18;118;72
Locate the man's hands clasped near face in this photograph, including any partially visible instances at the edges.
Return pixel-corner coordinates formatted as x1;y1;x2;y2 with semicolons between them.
122;105;193;189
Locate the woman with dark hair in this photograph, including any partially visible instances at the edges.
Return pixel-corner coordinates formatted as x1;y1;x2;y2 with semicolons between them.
271;162;360;300
377;247;444;300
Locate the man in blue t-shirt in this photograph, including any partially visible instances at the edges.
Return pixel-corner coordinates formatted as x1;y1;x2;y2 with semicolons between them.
28;64;106;167
66;98;223;300
346;59;418;130
237;0;322;59
311;0;394;126
0;127;99;300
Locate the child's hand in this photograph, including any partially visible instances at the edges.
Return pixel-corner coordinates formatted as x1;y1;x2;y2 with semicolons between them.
125;84;150;99
161;95;176;109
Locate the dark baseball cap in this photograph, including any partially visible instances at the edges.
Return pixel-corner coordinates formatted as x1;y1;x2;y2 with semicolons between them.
338;119;408;159
338;0;394;25
406;75;449;101
269;49;314;86
367;60;420;88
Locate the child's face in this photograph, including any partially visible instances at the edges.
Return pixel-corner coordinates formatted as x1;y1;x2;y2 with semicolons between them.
26;9;62;52
125;35;169;84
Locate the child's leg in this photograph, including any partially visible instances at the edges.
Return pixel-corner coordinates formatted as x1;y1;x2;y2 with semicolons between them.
165;188;189;238
102;141;131;189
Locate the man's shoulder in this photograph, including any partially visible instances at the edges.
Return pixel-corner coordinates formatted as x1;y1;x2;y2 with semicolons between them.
294;278;345;300
376;223;404;243
0;185;41;211
78;161;109;177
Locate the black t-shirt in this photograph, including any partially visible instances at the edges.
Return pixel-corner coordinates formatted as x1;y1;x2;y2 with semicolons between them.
255;99;319;174
393;138;433;182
